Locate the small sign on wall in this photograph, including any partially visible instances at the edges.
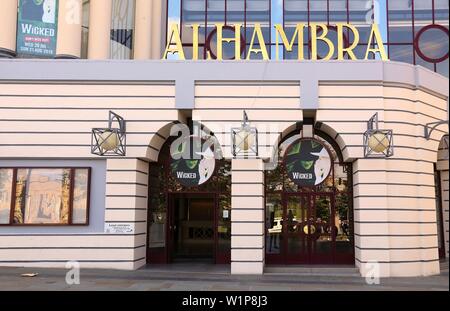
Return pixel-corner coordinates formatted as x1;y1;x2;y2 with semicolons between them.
104;223;135;234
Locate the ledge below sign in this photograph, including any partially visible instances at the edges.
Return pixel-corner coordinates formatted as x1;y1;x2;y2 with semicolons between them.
104;223;135;234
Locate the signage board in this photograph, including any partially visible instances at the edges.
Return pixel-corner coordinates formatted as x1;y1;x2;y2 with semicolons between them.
164;23;388;61
16;0;58;58
170;136;216;187
104;223;135;234
284;138;332;187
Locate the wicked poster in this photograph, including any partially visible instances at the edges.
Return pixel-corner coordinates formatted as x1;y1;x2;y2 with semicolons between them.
170;137;216;187
16;0;58;57
284;139;332;187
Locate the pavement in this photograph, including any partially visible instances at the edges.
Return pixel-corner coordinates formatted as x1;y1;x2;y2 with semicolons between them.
0;262;448;291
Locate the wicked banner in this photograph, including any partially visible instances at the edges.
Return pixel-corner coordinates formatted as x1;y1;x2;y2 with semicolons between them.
16;0;58;57
284;138;332;187
170;136;216;187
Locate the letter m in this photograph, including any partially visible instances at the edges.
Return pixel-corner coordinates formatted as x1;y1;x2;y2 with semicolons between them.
274;24;306;60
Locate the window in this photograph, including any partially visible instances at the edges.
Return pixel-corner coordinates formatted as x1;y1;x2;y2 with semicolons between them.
167;0;374;60
110;0;135;59
168;0;271;59
387;0;449;76
81;0;90;59
0;168;90;225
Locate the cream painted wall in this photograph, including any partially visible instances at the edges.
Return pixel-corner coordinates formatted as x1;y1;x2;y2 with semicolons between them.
0;0;18;56
0;65;448;276
316;83;448;277
0;158;147;270
231;159;265;274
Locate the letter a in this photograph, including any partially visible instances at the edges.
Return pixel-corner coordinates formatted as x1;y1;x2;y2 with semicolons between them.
365;24;388;61
163;23;185;60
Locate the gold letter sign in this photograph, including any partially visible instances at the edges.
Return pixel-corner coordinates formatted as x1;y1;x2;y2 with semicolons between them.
162;23;388;61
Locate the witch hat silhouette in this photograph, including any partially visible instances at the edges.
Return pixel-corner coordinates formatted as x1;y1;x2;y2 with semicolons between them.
289;140;320;160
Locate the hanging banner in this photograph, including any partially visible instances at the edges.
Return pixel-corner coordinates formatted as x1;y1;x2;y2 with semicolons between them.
16;0;58;58
284;138;332;187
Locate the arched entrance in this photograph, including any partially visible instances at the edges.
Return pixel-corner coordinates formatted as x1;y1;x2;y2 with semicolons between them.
265;129;354;265
146;130;231;264
435;134;449;260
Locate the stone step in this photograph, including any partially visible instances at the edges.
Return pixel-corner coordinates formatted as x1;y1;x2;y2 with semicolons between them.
440;260;449;272
264;265;361;277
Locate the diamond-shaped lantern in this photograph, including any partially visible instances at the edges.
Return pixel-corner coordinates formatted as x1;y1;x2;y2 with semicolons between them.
363;113;394;158
91;111;126;156
231;111;258;158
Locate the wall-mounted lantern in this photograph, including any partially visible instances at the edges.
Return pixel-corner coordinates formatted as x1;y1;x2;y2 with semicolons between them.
424;120;448;140
91;111;126;156
231;111;258;158
363;113;394;158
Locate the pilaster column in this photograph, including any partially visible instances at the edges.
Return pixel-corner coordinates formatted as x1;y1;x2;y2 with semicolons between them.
56;0;83;58
231;159;265;274
133;0;152;60
105;158;149;270
354;158;440;277
88;0;113;59
0;0;18;58
151;0;164;59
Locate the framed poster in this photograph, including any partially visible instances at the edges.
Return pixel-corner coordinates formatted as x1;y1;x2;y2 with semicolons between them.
16;0;58;58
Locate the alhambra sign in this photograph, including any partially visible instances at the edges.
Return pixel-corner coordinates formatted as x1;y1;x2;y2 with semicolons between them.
163;23;388;61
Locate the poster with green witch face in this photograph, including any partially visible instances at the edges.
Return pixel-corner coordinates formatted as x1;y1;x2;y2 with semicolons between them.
16;0;58;57
170;137;216;187
284;139;332;186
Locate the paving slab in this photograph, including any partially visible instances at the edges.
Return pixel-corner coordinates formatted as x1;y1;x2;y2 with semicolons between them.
0;265;448;291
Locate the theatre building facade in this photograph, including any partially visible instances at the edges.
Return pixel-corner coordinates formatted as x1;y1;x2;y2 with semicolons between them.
0;0;449;278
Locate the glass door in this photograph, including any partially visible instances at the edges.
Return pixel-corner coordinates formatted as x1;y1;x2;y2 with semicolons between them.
310;194;334;264
147;165;168;263
285;195;309;264
265;193;284;263
148;192;231;264
169;195;215;262
281;193;335;264
216;194;231;263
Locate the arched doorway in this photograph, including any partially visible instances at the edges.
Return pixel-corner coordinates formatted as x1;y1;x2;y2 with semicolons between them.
146;129;231;264
435;134;449;260
265;129;354;265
